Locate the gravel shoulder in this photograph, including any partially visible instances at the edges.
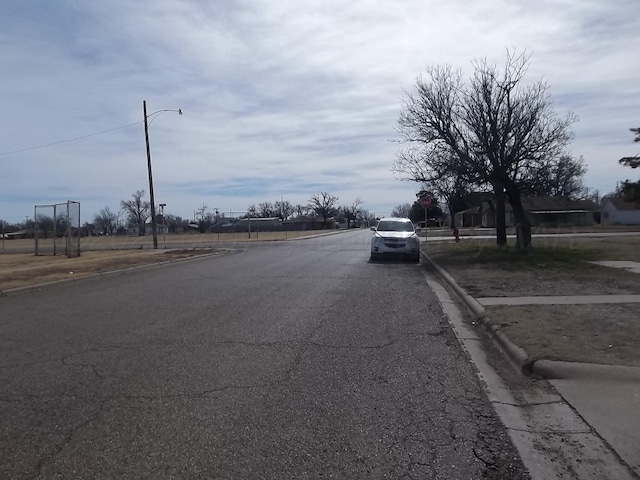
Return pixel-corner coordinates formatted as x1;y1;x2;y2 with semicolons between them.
425;234;640;367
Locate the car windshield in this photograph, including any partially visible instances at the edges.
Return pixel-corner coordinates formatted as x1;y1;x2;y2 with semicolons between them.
376;220;414;232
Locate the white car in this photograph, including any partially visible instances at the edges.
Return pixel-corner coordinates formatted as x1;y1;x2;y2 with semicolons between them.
370;217;421;262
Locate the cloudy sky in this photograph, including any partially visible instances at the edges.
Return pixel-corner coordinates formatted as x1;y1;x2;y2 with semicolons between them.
1;0;638;224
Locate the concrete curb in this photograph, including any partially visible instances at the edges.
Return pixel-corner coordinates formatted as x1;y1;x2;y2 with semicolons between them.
0;250;228;297
423;252;640;381
424;252;537;375
532;360;640;382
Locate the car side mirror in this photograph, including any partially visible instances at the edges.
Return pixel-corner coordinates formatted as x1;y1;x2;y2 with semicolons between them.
415;227;422;232
370;227;376;231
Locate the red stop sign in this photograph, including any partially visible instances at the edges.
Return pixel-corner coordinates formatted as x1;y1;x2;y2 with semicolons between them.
420;197;431;208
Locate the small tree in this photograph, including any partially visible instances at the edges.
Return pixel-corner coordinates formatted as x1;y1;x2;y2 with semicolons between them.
293;204;311;217
341;198;364;228
275;200;293;220
93;207;118;235
391;203;412;218
195;204;213;233
36;215;54;239
121;190;150;236
308;192;339;223
257;202;277;218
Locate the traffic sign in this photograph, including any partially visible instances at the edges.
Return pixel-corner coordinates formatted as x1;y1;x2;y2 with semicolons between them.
420;197;431;208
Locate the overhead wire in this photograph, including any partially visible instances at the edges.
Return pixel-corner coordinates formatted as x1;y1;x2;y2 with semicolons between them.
0;120;144;157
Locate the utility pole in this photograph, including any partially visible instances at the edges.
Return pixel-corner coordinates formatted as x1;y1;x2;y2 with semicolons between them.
143;100;158;249
159;203;166;248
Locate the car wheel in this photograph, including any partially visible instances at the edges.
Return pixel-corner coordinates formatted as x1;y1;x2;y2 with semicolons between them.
370;253;379;262
412;254;420;263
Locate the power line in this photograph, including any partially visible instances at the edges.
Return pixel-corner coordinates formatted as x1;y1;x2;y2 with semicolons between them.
0;120;143;157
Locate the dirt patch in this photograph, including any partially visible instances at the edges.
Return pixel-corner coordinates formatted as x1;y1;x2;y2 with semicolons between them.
488;304;640;367
0;249;225;291
425;234;640;367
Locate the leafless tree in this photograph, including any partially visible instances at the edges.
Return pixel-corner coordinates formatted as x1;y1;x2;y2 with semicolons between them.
257;202;277;218
396;51;577;250
293;204;311;217
341;198;364;228
391;203;413;218
274;200;293;220
308;192;339;222
120;190;150;236
519;154;587;199
93;207;118;235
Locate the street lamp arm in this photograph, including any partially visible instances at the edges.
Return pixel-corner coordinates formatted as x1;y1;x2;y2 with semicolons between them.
146;108;183;126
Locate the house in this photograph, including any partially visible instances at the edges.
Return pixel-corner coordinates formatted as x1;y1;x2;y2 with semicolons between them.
602;197;640;225
519;196;597;227
233;217;282;232
461;196;597;228
3;229;29;240
454;207;483;227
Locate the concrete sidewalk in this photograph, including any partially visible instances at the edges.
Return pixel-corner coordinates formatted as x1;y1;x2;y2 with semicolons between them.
426;254;640;477
477;294;640;305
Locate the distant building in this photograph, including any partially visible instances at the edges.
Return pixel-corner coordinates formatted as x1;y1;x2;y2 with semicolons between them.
602;197;640;225
456;196;597;228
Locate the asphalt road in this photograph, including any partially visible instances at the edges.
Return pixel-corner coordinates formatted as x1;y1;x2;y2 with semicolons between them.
0;230;528;479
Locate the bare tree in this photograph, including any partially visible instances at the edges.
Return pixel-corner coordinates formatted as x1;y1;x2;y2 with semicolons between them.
274;200;293;220
257;202;277;218
93;207;118;235
121;190;150;236
308;192;339;222
194;204;214;233
293;204;311;217
341;198;364;228
391;203;413;218
396;51;577;250
520;154;587;198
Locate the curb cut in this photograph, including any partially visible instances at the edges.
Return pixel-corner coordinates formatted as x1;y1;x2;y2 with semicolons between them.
0;250;230;297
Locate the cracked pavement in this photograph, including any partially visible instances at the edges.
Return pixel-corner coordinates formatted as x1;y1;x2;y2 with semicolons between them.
0;231;528;479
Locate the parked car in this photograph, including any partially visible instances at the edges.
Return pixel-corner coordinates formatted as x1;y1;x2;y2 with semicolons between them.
370;217;420;262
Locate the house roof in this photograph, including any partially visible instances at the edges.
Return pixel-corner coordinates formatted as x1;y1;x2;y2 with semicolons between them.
519;196;597;212
455;207;481;215
287;215;322;223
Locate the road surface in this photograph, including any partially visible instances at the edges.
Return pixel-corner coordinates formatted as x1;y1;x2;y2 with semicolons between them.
0;230;527;479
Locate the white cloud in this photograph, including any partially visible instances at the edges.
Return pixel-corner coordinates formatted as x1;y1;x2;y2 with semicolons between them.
0;0;638;223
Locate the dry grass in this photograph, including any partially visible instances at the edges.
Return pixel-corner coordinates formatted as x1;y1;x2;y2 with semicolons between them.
424;233;640;366
0;230;334;291
0;249;223;291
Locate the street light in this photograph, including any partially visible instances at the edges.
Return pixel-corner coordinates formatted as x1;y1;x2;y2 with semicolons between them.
143;100;182;249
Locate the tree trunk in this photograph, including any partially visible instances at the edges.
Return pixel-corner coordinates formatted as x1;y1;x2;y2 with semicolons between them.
448;200;457;229
493;185;507;247
506;185;532;251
